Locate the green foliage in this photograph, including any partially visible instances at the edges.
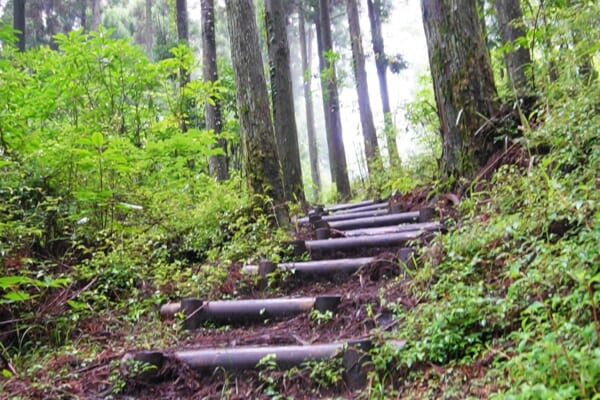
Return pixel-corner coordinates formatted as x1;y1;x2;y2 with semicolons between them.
309;308;334;325
363;340;404;399
257;353;344;398
320;49;346;102
0;275;70;304
257;354;303;399
490;75;600;399
0;27;287;372
353;71;441;199
402;71;441;176
303;357;345;388
378;60;599;396
521;0;599;92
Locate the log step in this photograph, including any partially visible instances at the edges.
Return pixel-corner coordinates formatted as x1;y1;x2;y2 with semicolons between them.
305;230;428;253
297;208;390;224
339;221;442;237
127;339;368;371
324;199;383;213
327;209;433;230
330;201;389;215
122;338;390;389
160;295;341;330
244;249;415;277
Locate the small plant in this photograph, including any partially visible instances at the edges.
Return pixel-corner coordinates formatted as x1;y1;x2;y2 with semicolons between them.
265;266;293;292
256;354;294;400
309;309;334;325
302;358;345;389
110;357;158;395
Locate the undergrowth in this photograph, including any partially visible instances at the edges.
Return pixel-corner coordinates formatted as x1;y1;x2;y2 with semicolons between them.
0;28;293;392
365;73;600;398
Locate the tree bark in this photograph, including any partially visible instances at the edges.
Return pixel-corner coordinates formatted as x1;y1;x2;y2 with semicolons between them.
314;14;336;186
318;0;351;200
265;0;305;203
145;0;153;56
80;1;87;32
421;0;499;179
345;0;381;175
176;0;189;43
202;0;228;181
366;0;400;167
298;5;321;200
175;0;190;132
14;0;26;51
225;0;288;223
494;0;532;95
91;0;101;31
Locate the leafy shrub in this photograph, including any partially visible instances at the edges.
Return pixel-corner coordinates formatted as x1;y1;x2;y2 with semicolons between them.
0;28;286;351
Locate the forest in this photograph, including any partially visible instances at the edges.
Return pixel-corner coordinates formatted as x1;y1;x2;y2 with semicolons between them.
0;0;598;398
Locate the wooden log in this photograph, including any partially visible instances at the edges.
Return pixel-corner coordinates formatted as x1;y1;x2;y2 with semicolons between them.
243;250;414;276
312;219;330;229
161;296;341;329
315;227;330;239
325;199;380;212
296;207;391;224
333;201;389;215
258;260;276;290
279;256;376;275
243;256;375;275
176;343;344;369
126;339;373;373
321;208;390;222
328;211;420;230
121;339;401;386
341;222;442;237
305;231;424;252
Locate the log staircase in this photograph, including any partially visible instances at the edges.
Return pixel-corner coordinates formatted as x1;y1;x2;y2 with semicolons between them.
123;197;446;393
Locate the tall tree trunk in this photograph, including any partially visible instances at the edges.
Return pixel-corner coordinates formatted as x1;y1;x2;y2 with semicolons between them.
494;0;532;95
345;0;381;175
202;0;229;181
318;0;351;200
366;0;400;167
175;0;189;132
176;0;188;43
298;6;321;200
80;1;87;32
145;0;153;56
265;0;305;203
45;0;59;49
314;14;336;186
225;0;288;223
91;0;101;31
421;0;499;179
14;0;25;51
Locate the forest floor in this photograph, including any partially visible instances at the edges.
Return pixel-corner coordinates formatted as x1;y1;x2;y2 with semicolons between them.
3;184;495;400
2;132;598;399
2;188;453;399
